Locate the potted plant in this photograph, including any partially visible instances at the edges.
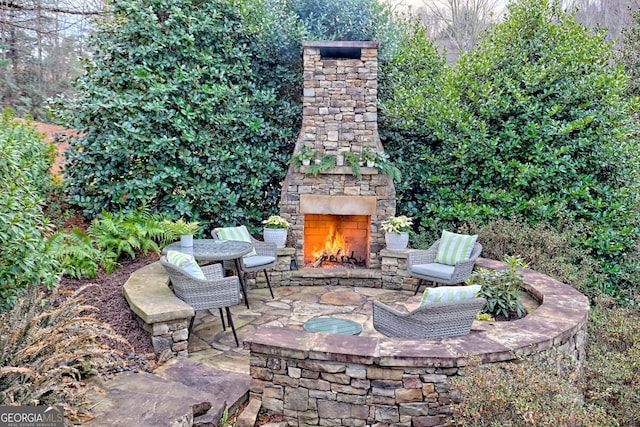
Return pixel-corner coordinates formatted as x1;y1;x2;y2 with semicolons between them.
289;145;314;166
165;218;200;247
262;215;290;248
362;147;377;168
381;215;413;251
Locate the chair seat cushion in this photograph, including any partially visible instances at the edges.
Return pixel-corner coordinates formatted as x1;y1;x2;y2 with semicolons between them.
434;230;478;265
165;250;205;280
243;255;276;268
420;284;482;307
411;262;455;280
216;226;258;257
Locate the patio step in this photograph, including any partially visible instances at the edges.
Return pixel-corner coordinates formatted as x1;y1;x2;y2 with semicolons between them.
84;358;249;426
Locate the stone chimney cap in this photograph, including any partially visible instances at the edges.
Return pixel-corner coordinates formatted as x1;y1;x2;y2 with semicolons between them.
302;40;379;48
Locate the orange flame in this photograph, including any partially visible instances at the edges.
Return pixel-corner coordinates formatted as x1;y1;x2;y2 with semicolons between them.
312;225;348;259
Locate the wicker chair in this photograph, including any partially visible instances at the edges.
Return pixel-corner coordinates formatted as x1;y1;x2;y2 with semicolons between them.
372;297;486;339
160;256;241;346
212;227;277;301
408;240;482;295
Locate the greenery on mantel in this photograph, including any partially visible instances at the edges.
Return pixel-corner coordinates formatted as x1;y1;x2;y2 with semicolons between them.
305;154;337;176
291;148;402;181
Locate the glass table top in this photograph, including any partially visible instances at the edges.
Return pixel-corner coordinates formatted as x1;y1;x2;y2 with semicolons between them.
303;317;362;335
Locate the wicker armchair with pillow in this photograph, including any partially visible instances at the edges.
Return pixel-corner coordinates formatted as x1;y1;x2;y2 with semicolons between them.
373;285;485;339
160;251;242;346
408;230;482;295
212;226;276;306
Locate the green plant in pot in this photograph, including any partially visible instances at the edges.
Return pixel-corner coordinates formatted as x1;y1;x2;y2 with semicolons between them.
381;215;413;251
262;215;290;248
289;145;314;166
164;218;199;247
362;147;377;167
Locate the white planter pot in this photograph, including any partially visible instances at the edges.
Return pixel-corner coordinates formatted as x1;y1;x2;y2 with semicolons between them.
385;232;409;251
302;159;311;166
180;234;194;247
366;160;375;168
263;228;288;248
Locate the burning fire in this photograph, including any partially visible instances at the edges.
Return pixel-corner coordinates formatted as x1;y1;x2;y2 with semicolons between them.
312;226;347;260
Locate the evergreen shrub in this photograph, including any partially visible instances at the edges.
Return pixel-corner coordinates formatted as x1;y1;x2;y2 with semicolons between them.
0;109;58;310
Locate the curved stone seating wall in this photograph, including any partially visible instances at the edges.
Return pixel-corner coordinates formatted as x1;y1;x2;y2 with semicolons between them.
244;258;590;427
123;261;194;357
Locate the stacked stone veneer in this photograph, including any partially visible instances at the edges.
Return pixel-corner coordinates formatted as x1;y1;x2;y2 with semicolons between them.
245;258;590;426
280;41;396;269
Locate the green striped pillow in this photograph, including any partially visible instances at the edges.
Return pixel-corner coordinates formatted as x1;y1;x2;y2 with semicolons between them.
216;226;257;257
434;230;478;266
166;250;205;280
419;284;482;307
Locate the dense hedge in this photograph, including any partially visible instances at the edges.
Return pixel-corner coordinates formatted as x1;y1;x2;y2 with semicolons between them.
381;0;640;301
0;110;58;310
61;0;304;230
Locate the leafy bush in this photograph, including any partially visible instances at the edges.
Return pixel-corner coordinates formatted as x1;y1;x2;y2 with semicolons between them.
582;304;640;425
449;354;614;426
287;0;406;60
378;22;447;221
466;255;527;320
59;0;303;228
0;284;128;413
383;0;640;303
0;109;59;310
469;216;611;303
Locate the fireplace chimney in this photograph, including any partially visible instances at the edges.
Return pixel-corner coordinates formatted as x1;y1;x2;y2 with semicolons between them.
280;41;396;269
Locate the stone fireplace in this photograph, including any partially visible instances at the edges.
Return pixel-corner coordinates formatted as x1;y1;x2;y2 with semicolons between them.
280;40;396;270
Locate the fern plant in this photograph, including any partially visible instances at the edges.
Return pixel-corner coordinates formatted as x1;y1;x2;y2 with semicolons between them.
0;284;130;411
88;207;170;260
49;228;117;278
305;154;337;176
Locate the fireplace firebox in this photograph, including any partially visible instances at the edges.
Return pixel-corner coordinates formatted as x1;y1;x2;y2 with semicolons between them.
304;214;370;268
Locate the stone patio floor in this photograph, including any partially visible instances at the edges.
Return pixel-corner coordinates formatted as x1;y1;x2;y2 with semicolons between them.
186;285;418;372
185;284;539;374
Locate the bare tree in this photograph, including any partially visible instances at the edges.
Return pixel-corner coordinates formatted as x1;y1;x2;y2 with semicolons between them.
0;0;107;118
561;0;640;42
420;0;502;53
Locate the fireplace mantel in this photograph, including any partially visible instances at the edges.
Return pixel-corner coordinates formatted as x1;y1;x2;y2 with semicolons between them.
300;195;376;215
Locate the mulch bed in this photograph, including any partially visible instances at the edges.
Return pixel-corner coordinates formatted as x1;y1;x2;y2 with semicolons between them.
57;254;159;357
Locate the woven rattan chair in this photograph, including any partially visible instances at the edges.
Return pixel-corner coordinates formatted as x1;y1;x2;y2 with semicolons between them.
160;256;241;346
212;227;277;300
372;297;486;339
408;240;482;295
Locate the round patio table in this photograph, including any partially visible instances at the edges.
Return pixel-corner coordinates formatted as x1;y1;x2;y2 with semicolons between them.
303;317;362;335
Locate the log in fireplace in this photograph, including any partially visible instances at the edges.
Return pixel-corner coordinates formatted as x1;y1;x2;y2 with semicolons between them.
280;41;396;269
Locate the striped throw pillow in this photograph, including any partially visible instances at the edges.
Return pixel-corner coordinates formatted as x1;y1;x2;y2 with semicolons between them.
434;230;478;266
215;226;257;257
419;284;482;307
166;250;205;280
